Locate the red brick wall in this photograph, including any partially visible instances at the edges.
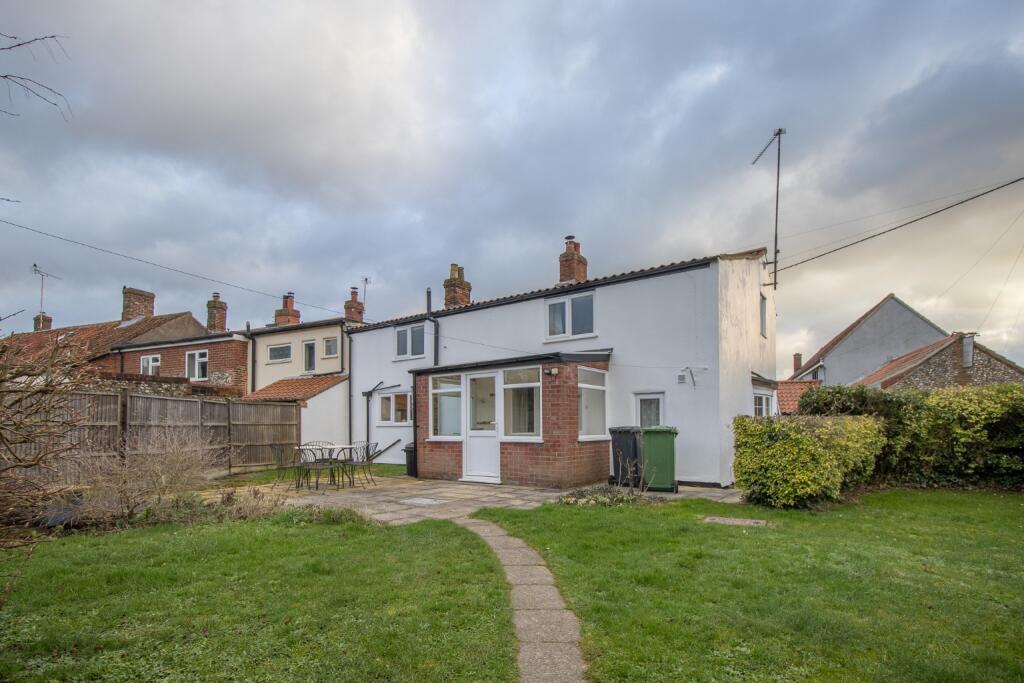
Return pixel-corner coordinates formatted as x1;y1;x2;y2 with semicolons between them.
889;339;1024;390
414;360;610;489
115;339;249;391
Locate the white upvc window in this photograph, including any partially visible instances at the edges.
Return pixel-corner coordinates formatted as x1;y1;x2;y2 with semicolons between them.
267;343;291;363
378;392;412;425
186;350;209;381
754;394;773;417
303;340;316;373
396;324;426;360
429;374;462;439
546;292;595;340
140;354;161;376
502;367;541;440
323;336;339;358
578;366;608;440
635;392;665;428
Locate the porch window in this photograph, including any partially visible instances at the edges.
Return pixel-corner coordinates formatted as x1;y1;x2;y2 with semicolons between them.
379;392;411;425
396;324;426;359
546;292;595;340
140;354;161;376
578;367;607;438
430;374;462;437
503;367;540;438
186;350;209;381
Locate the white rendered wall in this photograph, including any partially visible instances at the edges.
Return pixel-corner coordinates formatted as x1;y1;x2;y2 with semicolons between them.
300;381;348;445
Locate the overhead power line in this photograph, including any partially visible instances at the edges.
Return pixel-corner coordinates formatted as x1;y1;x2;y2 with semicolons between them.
0;217;346;316
777;175;1024;274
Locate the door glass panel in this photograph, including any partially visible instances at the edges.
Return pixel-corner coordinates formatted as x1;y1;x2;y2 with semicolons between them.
469;376;496;431
639;398;661;427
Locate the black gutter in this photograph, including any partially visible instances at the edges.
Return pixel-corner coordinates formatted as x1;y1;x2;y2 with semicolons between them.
408;349;613;375
247;322;256;393
348;258;715;334
425;288;440;367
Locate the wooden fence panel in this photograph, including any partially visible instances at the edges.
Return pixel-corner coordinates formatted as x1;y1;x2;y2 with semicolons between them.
228;401;299;469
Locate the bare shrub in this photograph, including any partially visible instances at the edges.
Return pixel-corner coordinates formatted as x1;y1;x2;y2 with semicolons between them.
71;428;222;524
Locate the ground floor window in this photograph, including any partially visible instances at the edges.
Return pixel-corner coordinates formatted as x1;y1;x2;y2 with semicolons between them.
754;394;772;417
578;367;607;438
431;375;462;437
503;367;540;437
379;392;411;425
186;350;208;381
140;354;161;376
636;392;664;428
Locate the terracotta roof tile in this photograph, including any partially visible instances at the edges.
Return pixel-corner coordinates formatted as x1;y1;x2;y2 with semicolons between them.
248;374;347;402
776;379;821;414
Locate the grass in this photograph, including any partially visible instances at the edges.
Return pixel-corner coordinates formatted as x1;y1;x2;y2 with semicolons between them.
478;489;1024;682
216;463;409;488
0;509;515;682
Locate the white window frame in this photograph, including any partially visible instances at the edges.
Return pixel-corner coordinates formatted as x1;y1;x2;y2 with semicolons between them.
754;393;773;417
186;349;209;381
577;366;609;441
428;374;463;441
635;392;665;428
759;293;768;338
267;343;292;363
500;366;543;443
302;339;316;373
378;391;412;426
323;336;339;358
544;291;596;342
140;354;161;376
395;324;426;361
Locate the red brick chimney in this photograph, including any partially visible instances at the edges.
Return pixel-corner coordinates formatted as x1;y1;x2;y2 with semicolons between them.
206;292;227;333
122;286;155;320
344;287;364;323
443;264;472;309
793;353;803;374
559;235;587;284
33;312;52;331
274;292;300;326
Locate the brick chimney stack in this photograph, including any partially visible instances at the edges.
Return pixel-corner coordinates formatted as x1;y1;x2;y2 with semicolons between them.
344;287;365;323
206;292;227;333
793;353;803;374
444;263;472;309
122;286;155;320
274;292;300;326
33;312;53;331
559;235;588;284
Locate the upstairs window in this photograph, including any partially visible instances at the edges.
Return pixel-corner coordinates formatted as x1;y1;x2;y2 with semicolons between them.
268;343;291;362
324;336;339;358
140;354;161;376
396;324;426;359
303;340;316;373
186;350;209;381
546;292;595;340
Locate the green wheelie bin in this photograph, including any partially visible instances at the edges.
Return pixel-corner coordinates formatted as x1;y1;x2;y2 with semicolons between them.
640;426;678;492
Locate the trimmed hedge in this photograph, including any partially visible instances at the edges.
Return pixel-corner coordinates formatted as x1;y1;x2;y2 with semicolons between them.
798;383;1024;486
733;416;885;508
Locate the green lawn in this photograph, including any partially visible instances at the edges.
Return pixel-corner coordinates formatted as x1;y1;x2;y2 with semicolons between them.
479;489;1024;682
0;511;515;682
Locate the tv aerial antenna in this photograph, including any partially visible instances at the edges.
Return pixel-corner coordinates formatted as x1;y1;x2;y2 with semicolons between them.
752;127;786;289
31;263;62;315
361;276;371;307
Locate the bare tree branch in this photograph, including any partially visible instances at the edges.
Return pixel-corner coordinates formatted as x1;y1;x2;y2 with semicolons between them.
0;32;71;119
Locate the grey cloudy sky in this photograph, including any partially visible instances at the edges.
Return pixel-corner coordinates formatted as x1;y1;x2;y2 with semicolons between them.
2;1;1024;375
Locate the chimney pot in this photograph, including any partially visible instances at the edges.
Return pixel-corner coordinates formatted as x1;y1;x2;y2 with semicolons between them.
443;263;472;309
559;236;588;284
33;312;53;332
344;286;365;323
207;292;228;333
793;353;803;373
121;286;156;320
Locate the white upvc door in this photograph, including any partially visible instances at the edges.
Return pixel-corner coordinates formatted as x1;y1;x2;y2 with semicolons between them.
462;372;501;483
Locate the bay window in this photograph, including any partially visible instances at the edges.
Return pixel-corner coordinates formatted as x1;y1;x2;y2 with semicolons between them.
578;367;607;439
430;375;462;437
503;367;540;438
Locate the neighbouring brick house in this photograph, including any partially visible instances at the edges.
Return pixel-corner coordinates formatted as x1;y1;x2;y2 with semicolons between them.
853;332;1024;390
350;237;777;488
7;286;207;371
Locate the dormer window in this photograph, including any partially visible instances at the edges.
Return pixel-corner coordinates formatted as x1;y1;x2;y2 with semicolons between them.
396;324;426;360
546;292;595;340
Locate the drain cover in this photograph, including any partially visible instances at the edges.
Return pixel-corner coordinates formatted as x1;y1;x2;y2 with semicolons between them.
400;497;449;506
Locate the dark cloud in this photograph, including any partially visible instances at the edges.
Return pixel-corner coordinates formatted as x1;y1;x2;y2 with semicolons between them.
2;0;1024;372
